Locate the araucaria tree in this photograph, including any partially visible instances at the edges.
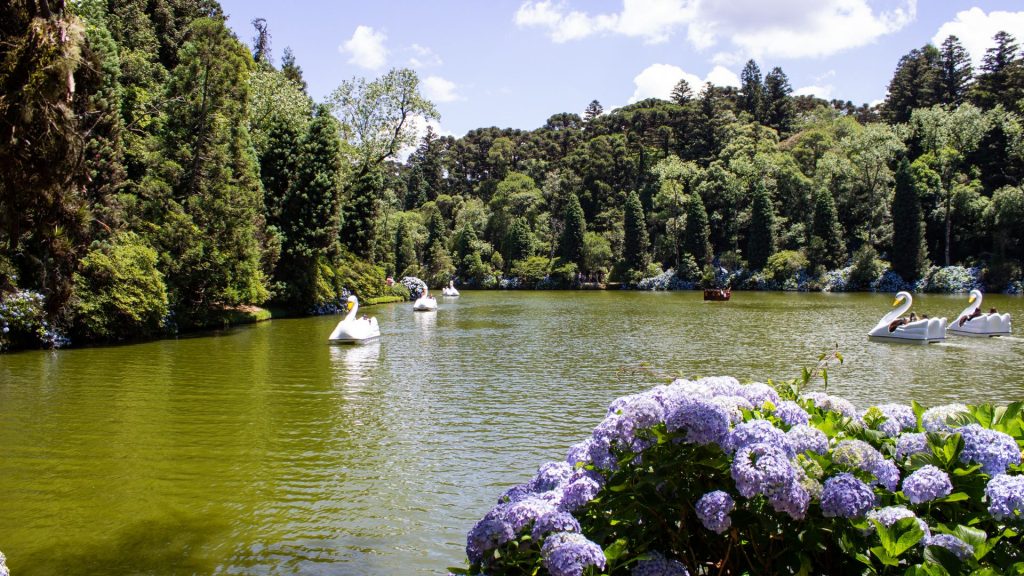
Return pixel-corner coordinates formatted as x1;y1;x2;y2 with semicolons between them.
623;191;650;273
747;182;776;270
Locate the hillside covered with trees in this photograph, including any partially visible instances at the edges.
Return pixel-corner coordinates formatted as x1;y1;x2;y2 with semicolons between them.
3;0;1024;349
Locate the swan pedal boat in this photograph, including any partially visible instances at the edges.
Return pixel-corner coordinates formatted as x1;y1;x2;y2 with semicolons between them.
413;291;438;311
328;295;380;343
867;291;947;344
947;289;1012;337
442;281;460;297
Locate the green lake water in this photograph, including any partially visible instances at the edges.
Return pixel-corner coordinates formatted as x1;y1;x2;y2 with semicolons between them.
1;291;1022;575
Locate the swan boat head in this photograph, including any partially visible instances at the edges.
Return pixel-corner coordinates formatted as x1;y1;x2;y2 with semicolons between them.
868;291;945;343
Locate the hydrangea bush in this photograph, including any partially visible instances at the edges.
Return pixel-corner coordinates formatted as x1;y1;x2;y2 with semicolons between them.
457;377;1024;575
0;289;69;350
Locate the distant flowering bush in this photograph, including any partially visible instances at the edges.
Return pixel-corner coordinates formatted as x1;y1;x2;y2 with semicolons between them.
637;269;695;291
0;289;69;350
920;266;983;294
457;376;1024;575
400;276;428;299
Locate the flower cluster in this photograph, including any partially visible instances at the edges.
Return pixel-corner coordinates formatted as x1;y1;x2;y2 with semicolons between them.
399;276;427;299
464;378;1024;575
920;266;982;294
0;289;69;349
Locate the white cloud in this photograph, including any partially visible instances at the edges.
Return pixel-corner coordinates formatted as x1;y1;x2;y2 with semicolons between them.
515;0;916;58
628;63;738;103
794;84;834;100
397;116;456;162
340;25;388;70
422;75;462;103
932;8;1024;68
408;43;443;68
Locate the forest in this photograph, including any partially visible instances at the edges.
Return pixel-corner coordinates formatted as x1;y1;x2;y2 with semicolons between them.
2;0;1024;348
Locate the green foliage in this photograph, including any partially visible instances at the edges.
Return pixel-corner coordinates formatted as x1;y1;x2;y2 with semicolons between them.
891;157;930;281
747;181;776;270
334;251;393;300
558;192;587;266
765;250;809;284
847;245;887;290
809;187;847;270
623;191;650;274
71;233;168;340
582;232;613;278
509;256;553;288
684;192;711;265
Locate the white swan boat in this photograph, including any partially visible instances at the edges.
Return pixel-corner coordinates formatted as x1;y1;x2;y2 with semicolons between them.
947;289;1012;337
442;281;460;297
328;295;380;343
868;291;947;344
413;289;438;311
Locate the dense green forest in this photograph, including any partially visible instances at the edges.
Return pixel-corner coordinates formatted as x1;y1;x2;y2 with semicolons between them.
2;0;1024;348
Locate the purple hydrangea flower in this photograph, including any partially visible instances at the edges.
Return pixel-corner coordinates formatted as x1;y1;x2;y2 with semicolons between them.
695;490;735;534
774;400;811;426
725;419;791;456
866;506;930;539
896;433;930;461
699;376;742;397
731;442;795;498
710;395;755;425
736;382;781;408
533;461;574;492
786;424;829;455
504;495;558;531
768;475;811;520
500;482;534;504
902;465;953;504
801;392;860;420
541;532;607;576
531;510;581;540
467;513;515;564
821;473;875;518
566;439;594;467
560;475;602;512
872;404;917;437
666;398;732;446
921;404;969;433
985;474;1024;520
653;380;710;413
926;534;974;560
959;424;1022;475
631;551;690;576
588;434;618;471
0;551;7;576
833;440;900;491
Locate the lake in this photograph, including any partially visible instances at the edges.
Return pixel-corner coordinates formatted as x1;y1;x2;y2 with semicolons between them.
1;291;1022;575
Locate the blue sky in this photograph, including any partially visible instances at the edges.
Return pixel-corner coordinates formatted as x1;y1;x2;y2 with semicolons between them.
219;1;1024;138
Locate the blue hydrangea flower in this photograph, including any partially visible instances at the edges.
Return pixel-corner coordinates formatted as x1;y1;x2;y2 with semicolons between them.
695;490;735;534
833;440;900;491
821;473;875;518
531;510;581;540
710;395;755;425
896;432;930;461
467;513;515;564
736;382;781;408
541;532;607;576
731;442;796;499
866;506;931;540
786;424;829;455
0;551;7;576
666;398;732;446
725;419;791;456
631;551;690;576
560;475;602;512
652;380;709;413
958;424;1022;475
774;400;811;426
504;495;558;531
921;404;969;433
565;439;594;467
801;392;860;420
872;404;916;437
902;465;953;504
926;534;974;560
985;474;1024;520
699;376;742;397
767;474;811;520
532;461;574;492
499;481;534;504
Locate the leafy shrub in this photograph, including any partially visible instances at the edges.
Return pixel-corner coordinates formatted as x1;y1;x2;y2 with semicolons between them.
847;245;888;290
460;377;1024;575
872;270;910;293
764;250;808;284
510;256;554;288
71;233;169;341
400;276;428;299
335;250;392;300
822;266;851;292
920;266;982;294
637;269;694;291
0;290;68;350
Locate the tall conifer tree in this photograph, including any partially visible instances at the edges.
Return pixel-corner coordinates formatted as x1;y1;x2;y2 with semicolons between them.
747;182;776;270
623;190;650;273
684;193;711;265
890;157;928;281
558;192;586;265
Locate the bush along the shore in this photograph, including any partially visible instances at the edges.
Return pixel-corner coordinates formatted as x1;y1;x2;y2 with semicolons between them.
458;377;1024;575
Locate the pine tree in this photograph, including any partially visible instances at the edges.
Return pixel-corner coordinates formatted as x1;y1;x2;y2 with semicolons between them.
670;78;693;105
883;45;940;123
763;67;795;136
341;167;383;260
505;217;532;265
584;100;603;122
739;59;765;121
558;192;586;265
251;17;271;65
972;31;1024;110
747;182;776;270
808;187;847;270
684;192;711;265
937;35;972;106
425;209;448;258
393;217;417;277
280;46;307;92
623;190;650;272
890;157;928;281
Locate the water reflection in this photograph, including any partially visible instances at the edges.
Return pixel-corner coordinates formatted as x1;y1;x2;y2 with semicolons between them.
329;341;381;392
413;309;437;332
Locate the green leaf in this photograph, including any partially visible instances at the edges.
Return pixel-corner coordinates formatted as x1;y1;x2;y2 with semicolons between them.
871;545;898;567
936;492;970;503
924;543;963;574
892;518;926;556
603;538;629;562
